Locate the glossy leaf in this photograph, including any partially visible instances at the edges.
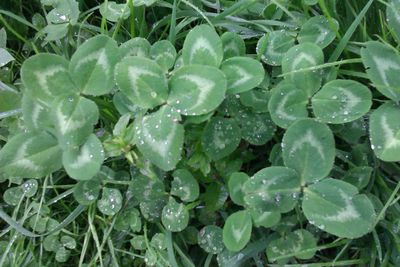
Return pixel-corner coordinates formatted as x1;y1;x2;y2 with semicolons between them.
182;24;223;67
150;40;177;71
97;188;123;216
171;169;199;202
168;64;227;115
115;56;168;109
257;30;295;66
161;198;189;232
302;178;376;238
221;32;246;59
135;105;184;171
99;1;130;22
250;209;281;228
235;111;276;145
298;15;338;48
73;179;101;205
228;172;249;206
69;35;119;95
223;210;252;252
198;225;224;254
0;132;62;178
120;38;151;58
282;119;335;183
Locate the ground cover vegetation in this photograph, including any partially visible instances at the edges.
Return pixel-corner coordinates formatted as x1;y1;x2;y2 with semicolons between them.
0;0;400;266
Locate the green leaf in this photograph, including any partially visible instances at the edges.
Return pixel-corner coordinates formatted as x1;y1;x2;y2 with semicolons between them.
135;105;184;171
0;28;6;48
223;210;252;252
0;48;14;67
115;56;168;109
201;117;241;161
369;102;400;161
268;82;309;129
168;65;227;115
242;166;301;213
266;229;317;261
387;0;400;39
21;53;77;106
182;24;223;67
228;172;249;206
161;198;189;232
43;235;61;252
239;88;270;113
46;0;79;25
0;86;21;119
130;174;165;202
73;179;101;205
298;15;338;48
221;32;246;59
150;233;167;250
97;187;123;216
43;24;69;42
312;79;372;124
361;41;400;101
52;95;99;149
21;179;38;197
235;110;276;145
0;132;62;178
171;169;199;202
221;57;265;94
60;235;76;249
4;187;23;206
282;43;324;97
282;119;335;183
55;246;70;263
140;197;168;222
257;30;295;66
198;225;224;254
342;166;372;190
21;94;51;131
69;35;119;95
250;209;281;228
62;134;104;180
150;40;177;71
302;178;376;238
119;38;151;58
99;1;130;22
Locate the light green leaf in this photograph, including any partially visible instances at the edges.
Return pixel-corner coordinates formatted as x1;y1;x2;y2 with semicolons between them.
52;95;99;149
21;53;77;106
73;179;101;205
221;32;246;59
361;41;400;101
119;38;151;58
369;102;400;161
150;40;177;71
135;105;184;171
268;82;309;129
282;43;324;97
0;85;21;119
21;94;51;131
69;35;119;95
386;0;400;39
43;24;69;42
168;64;227;115
131;0;158;7
282;119;335;184
55;247;70;263
97;188;123;216
0;132;62;178
223;210;252;252
62;134;104;180
250;209;281;228
171;169;199;202
198;225;224;254
312;79;372;124
130;174;165;202
0;48;14;67
182;24;223;67
150;233;167;250
0;28;6;48
221;57;264;94
266;229;317;261
4;187;23;206
43;235;61;252
99;1;130;22
342;166;372;190
298;15;338;48
115;56;168;109
257;30;295;66
242;167;301;213
201;117;241;161
302;178;376;238
46;0;79;25
60;235;76;249
228;172;249;206
161;198;189;232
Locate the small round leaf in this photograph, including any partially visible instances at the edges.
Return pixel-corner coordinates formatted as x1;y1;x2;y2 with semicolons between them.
97;188;123;216
161;198;189;232
223;210;252;252
198;225;224;254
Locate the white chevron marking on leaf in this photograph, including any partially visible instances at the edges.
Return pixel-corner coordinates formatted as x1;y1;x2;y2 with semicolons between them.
128;66;158;97
232;223;247;242
276;91;298;120
75;49;109;74
337;87;361;110
381;115;400;149
190;37;217;62
12;138;40;171
324;190;360;222
178;74;215;110
57;105;85;135
230;66;252;88
142;117;177;157
291;53;317;71
70;145;92;169
290;130;325;159
35;66;66;95
31;103;44;129
371;56;400;98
